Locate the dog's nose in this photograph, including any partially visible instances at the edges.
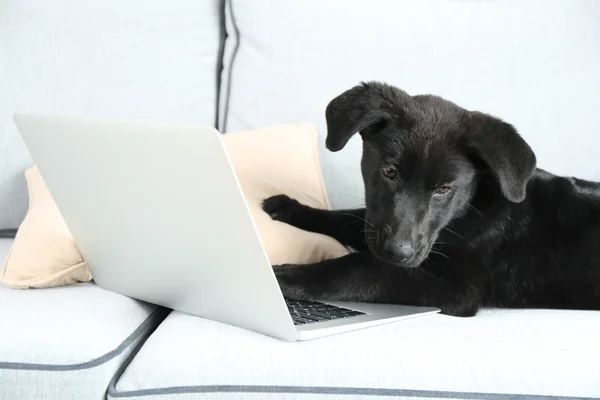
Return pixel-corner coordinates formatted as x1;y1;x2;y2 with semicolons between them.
397;241;416;260
383;240;415;261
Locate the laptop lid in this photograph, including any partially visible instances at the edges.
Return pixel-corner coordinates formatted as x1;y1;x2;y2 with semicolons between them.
14;113;298;341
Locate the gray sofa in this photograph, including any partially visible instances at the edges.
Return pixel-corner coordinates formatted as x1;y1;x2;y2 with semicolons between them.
1;1;600;399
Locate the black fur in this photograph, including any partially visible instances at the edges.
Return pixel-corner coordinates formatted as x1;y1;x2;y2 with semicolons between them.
263;81;600;317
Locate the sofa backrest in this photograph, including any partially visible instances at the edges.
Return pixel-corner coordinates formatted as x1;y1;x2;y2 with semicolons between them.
0;0;223;229
2;0;599;228
219;0;600;209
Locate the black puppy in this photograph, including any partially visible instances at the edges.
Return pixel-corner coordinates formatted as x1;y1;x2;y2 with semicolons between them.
263;81;600;317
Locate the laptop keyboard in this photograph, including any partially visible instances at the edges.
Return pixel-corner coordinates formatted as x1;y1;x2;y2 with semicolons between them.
286;300;366;325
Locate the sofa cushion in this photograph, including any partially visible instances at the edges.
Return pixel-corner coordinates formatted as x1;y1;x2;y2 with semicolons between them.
1;167;92;289
0;239;12;262
108;309;600;399
0;245;168;400
223;124;350;266
0;0;223;230
220;0;600;210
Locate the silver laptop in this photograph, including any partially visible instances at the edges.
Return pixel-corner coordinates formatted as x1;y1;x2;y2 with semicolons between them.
14;113;440;341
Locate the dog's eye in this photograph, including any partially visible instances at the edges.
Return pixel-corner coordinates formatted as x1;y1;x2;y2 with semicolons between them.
434;186;452;196
381;167;398;181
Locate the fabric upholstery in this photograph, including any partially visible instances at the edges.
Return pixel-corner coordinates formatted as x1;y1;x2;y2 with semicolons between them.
1;167;92;289
109;309;600;399
1;236;163;400
0;279;167;400
220;0;600;210
222;124;349;265
0;239;12;262
0;0;223;229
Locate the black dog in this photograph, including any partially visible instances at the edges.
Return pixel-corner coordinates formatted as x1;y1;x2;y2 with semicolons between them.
262;81;600;317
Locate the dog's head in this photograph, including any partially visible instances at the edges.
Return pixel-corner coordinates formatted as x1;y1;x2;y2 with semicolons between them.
325;82;536;268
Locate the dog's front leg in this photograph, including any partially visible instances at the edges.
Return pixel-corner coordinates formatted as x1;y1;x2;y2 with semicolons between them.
273;252;389;303
263;194;369;251
273;252;484;317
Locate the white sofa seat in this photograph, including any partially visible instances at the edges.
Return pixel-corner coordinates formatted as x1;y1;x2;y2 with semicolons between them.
0;238;169;400
109;309;600;399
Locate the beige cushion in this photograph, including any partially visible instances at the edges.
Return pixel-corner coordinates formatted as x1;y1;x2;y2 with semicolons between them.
0;124;349;289
0;167;92;289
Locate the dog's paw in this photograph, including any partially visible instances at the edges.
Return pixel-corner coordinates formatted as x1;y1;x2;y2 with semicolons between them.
272;264;308;300
262;194;301;224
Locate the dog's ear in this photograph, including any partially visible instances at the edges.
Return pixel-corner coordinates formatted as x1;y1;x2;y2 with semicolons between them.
325;82;411;152
465;112;536;203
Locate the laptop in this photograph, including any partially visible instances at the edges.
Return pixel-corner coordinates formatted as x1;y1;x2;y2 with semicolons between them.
13;113;440;341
